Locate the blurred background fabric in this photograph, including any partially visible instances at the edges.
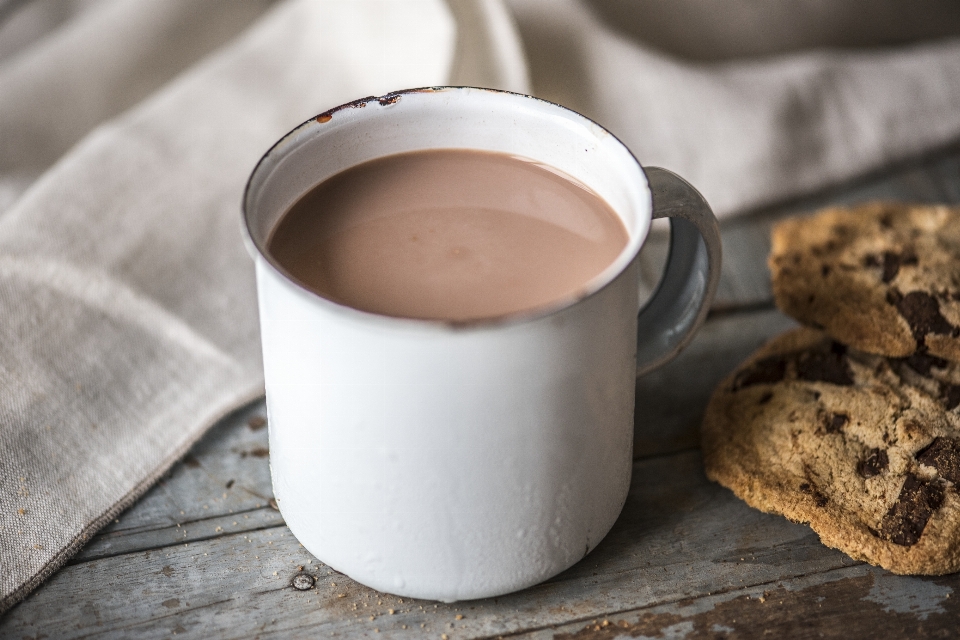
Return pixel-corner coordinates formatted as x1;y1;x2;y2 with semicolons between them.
1;0;960;612
507;0;960;215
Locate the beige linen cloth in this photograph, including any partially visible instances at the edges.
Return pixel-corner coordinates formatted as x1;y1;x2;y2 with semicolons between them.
2;0;960;613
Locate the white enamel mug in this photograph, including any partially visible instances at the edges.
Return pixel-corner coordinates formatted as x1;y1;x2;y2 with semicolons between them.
242;87;721;602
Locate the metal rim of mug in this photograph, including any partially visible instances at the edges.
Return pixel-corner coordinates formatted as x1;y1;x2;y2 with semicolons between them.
241;86;652;331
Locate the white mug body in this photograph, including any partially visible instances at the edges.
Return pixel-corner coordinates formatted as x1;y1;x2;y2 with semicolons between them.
245;88;654;601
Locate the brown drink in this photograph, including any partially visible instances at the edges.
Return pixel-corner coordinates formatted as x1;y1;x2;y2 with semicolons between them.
267;149;629;322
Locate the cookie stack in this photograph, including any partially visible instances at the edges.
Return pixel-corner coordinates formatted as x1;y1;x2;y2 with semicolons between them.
702;202;960;575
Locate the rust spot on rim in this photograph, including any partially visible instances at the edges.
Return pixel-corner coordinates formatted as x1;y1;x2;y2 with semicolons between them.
313;95;383;124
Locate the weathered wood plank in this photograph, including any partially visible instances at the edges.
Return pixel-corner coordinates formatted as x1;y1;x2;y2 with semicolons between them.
2;450;862;638
9;146;960;637
71;403;277;563
518;564;958;639
98;403;273;531
72;506;284;564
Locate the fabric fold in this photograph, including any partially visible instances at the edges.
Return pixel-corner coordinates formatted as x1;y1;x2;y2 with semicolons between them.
0;0;276;211
0;0;457;613
508;0;960;216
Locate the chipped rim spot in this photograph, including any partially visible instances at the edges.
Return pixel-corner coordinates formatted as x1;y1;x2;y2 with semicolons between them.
312;92;395;124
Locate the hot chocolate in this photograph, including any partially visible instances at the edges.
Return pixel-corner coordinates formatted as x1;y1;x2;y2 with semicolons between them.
267;149;628;321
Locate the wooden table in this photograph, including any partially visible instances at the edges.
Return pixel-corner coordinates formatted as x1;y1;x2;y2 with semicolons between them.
5;146;960;638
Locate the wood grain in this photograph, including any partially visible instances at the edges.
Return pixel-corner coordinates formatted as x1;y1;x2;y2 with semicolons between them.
527;565;959;639
3;449;860;639
6;145;960;637
72;404;278;563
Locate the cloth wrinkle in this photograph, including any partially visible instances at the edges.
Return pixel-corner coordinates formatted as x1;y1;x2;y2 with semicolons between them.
0;255;239;367
3;0;960;614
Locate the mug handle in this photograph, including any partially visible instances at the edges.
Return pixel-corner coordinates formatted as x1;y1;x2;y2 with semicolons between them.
635;167;722;377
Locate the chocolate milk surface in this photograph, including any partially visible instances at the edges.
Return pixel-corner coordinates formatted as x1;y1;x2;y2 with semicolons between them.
268;149;628;321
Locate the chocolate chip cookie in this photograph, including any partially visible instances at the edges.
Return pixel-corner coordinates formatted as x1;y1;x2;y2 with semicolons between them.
702;326;960;574
770;202;960;362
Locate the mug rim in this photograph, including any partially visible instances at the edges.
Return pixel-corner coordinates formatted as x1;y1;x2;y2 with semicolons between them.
241;86;652;331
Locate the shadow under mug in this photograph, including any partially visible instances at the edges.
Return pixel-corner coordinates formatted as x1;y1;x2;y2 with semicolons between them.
242;87;721;602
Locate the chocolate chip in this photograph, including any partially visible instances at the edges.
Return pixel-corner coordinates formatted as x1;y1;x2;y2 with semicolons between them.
881;250;919;283
916;437;960;484
825;413;849;433
734;356;787;389
821;264;831;277
857;449;888;478
879;474;944;546
881;252;900;283
901;352;949;375
942;384;960;411
881;251;902;283
796;351;854;386
811;242;836;257
896;291;956;340
799;482;829;507
886;288;904;307
829;341;848;356
864;254;880;267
